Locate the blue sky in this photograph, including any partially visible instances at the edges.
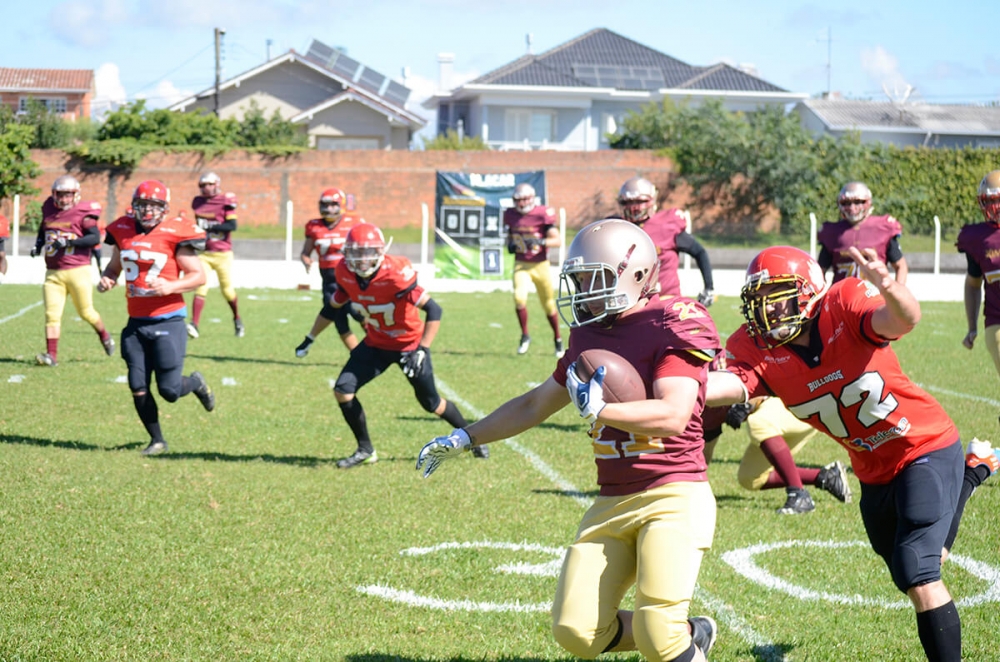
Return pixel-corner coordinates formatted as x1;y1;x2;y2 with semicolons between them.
6;0;997;134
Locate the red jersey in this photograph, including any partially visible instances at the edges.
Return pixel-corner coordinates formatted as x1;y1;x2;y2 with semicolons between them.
724;279;958;485
0;213;9;239
333;254;426;351
304;214;362;270
553;295;720;497
40;197;102;270
192;192;237;252
956;221;1000;327
105;216;207;319
817;215;902;283
503;205;556;264
638;208;690;295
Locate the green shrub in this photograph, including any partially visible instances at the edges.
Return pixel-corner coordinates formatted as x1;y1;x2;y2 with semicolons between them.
422;129;489;150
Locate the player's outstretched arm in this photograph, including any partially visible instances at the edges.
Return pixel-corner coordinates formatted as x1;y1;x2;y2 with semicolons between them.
848;246;920;338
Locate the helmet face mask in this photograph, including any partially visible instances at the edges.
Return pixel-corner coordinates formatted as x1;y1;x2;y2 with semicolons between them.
319;188;346;223
132;180;171;231
837;181;873;224
617;177;658;223
741;246;827;349
344;223;387;278
978;170;1000;224
512;183;536;214
52;175;81;211
556;218;658;327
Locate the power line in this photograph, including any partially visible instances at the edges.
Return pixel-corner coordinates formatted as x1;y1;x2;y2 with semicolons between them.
131;43;214;96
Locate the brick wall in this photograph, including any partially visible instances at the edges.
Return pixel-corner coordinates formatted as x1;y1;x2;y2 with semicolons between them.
18;149;757;231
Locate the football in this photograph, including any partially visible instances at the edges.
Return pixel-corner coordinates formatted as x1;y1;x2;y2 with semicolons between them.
574;349;647;403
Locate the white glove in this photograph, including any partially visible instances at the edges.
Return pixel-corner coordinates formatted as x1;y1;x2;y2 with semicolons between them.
400;346;428;379
565;363;607;423
416;428;472;478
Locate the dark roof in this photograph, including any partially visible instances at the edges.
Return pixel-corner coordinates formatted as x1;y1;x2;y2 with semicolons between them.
467;28;786;93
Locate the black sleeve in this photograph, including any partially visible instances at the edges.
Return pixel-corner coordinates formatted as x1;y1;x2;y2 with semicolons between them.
885;236;903;263
817;245;833;271
422;297;442;322
34;223;45;250
68;224;100;248
675;232;714;290
212;219;237;233
966;253;983;278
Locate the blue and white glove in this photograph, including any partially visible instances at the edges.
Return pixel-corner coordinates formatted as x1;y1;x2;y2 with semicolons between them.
400;346;428;379
565;363;607;423
697;289;715;307
416;428;472;478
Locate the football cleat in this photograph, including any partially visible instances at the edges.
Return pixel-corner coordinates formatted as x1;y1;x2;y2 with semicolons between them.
554;338;565;359
337;449;378;469
777;488;815;515
689;616;718;655
191;371;215;412
517;334;531;355
102;336;116;357
186;323;200;339
815;460;852;503
295;336;313;358
35;353;57;367
472;444;490;460
141;439;168;456
966;438;999;477
234;318;245;338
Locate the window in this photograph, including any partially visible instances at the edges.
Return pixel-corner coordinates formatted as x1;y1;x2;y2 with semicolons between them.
505;109;556;143
600;113;622;144
19;96;68;113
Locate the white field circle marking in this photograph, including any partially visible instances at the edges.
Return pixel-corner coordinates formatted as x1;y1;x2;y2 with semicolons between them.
357;540;563;612
722;539;1000;609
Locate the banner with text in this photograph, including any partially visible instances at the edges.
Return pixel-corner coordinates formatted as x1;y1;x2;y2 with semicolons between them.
434;171;546;279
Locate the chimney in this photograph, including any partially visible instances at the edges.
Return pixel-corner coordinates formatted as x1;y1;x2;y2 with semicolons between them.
437;53;454;91
526;33;534;54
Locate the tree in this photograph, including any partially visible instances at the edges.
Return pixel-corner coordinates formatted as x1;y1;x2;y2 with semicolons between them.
0;121;41;203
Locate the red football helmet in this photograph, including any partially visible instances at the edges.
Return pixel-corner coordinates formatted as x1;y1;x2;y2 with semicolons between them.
198;171;221;197
837;181;873;224
512;183;536;214
617;177;658;223
344;222;388;278
132;180;171;231
52;175;81;211
978;170;1000;224
319;187;346;223
741;246;828;349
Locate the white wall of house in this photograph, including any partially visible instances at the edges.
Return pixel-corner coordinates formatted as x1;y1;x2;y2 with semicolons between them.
302;101;396;150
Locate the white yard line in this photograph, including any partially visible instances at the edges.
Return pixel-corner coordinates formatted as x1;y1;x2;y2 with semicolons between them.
0;300;42;325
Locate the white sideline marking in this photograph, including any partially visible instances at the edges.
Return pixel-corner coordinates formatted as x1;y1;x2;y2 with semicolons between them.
489;322;503;328
357;585;549;613
8;375;25;383
115;375;128;383
246;294;312;302
430;379;782;656
917;383;1000;408
0;301;43;325
221;377;237;386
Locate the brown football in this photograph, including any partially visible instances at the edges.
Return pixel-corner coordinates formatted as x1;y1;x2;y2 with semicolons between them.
574;349;647;403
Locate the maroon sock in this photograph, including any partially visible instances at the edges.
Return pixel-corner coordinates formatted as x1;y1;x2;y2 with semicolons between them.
516;307;529;335
759;436;805;489
97;327;111;342
800;468;822;485
192;295;206;325
227;296;240;318
47;338;59;360
546;312;561;340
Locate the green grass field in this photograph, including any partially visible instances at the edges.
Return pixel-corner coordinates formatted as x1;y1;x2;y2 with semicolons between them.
1;285;998;661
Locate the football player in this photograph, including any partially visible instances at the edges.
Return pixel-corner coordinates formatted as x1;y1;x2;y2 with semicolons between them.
294;188;363;358
329;222;487;468
502;182;564;357
618;176;715;306
707;245;993;662
418;219;720;661
0;211;9;277
817;181;908;284
188;171;244;338
29;175;116;366
98;180;216;456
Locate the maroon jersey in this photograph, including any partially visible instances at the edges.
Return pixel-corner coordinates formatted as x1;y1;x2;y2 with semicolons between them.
40;197;102;270
724;279;958;485
304;213;362;271
192;192;237;252
105;216;206;319
638;208;690;295
553;295;720;496
956;221;1000;327
817;215;902;283
333;254;426;351
503;205;556;264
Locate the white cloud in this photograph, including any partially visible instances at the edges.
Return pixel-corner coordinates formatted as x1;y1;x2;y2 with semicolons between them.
49;0;129;47
136;80;192;109
403;68;478;149
860;46;915;101
92;62;128;117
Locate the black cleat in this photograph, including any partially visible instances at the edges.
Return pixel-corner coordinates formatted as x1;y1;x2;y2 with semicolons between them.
517;334;531;355
554;338;565;358
295;336;313;358
191;371;215;412
777;488;815;515
141;439;168;456
336;449;378;469
472;445;490;459
815;460;852;503
689;616;718;655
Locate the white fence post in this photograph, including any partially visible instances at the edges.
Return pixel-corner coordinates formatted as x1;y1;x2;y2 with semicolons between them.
558;207;566;268
284;200;294;261
421;203;429;267
809;213;818;257
933;215;941;275
12;194;19;257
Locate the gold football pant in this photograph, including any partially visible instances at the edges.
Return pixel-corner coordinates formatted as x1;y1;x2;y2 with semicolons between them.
194;250;236;300
738;396;818;490
984;324;1000;382
551;481;715;661
513;259;556;315
43;265;103;334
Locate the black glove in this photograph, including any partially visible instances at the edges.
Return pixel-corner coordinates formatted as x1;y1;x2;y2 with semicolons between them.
400;346;429;379
52;237;69;250
725;402;753;429
697;289;715;307
30;244;42;257
506;239;518;254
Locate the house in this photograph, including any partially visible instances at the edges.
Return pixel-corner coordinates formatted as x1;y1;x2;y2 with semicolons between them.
422;28;806;151
0;68;94;120
795;98;1000;149
169;40;426;150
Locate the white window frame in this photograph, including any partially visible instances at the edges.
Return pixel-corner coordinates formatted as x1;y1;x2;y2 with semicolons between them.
504;109;556;144
19;96;68;114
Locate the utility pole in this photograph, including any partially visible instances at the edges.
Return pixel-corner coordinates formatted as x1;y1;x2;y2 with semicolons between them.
214;27;226;117
817;27;833;97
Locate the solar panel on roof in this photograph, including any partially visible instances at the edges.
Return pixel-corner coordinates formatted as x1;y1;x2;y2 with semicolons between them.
383;80;411;105
358;67;385;94
331;53;361;81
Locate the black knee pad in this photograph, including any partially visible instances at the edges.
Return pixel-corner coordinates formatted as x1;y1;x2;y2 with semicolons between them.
335;371;359;396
